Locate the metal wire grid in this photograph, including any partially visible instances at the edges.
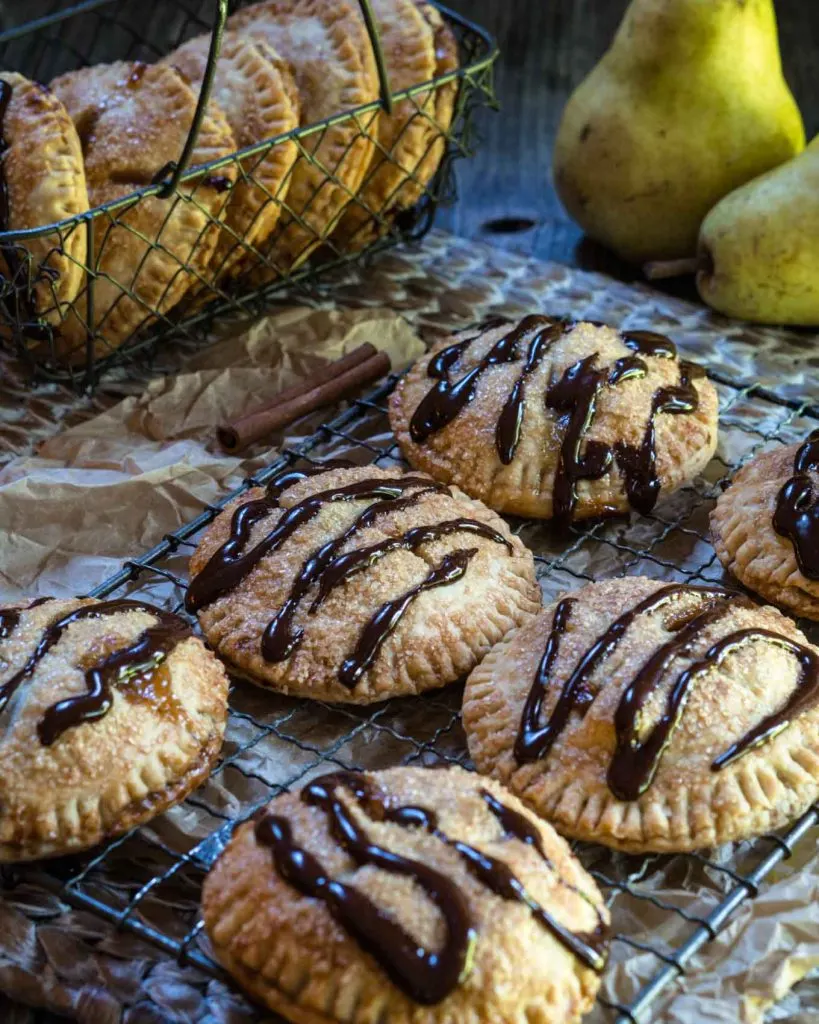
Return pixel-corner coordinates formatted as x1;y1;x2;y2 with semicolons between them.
8;363;818;1023
0;0;498;386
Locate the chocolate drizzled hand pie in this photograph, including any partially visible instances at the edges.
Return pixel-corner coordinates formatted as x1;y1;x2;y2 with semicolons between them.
0;597;228;862
711;431;819;621
187;463;540;703
389;316;719;522
464;577;819;853
202;766;608;1024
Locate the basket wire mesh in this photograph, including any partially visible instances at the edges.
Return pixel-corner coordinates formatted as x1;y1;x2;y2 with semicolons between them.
6;359;817;1023
0;0;498;387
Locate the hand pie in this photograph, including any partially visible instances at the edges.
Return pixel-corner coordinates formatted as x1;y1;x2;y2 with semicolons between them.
164;31;300;287
186;462;540;703
228;0;379;271
464;576;819;853
202;766;608;1024
331;0;459;251
0;596;228;862
0;72;88;330
390;316;719;522
711;431;819;621
51;61;237;359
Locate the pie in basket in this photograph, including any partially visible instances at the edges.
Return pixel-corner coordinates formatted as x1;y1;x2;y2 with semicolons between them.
186;461;540;703
51;61;237;360
0;72;89;328
711;430;819;621
164;30;300;287
202;765;608;1024
464;576;819;853
389;316;719;522
0;596;228;862
331;0;459;251
228;0;379;272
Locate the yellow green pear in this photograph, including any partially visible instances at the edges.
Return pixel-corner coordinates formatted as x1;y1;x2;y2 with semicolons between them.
553;0;805;264
696;136;819;325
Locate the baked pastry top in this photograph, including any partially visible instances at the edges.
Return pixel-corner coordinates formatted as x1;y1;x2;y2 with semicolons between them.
464;576;819;852
51;60;237;357
0;72;89;326
390;316;719;522
164;30;300;285
331;0;459;250
0;596;228;862
187;461;540;703
229;0;379;270
711;430;819;621
202;765;608;1024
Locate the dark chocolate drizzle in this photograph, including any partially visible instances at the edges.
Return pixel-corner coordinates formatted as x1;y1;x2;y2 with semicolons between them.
622;330;678;359
516;584;819;799
405;316;703;524
496;319;572;463
546;337;702;524
0;599;190;746
773;429;819;579
186;466;438;613
255;771;605;1005
546;352;648;524
339;548;478;689
613;361;703;515
0;596;52;641
409;315;567;455
263;511;509;663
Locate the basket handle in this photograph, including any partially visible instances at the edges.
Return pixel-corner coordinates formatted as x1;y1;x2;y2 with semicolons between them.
356;0;394;115
154;0;230;199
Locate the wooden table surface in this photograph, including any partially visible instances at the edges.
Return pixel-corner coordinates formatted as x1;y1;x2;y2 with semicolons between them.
5;1;819;1020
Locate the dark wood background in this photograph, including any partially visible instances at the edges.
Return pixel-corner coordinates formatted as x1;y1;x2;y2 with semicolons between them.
5;1;819;1020
439;0;819;285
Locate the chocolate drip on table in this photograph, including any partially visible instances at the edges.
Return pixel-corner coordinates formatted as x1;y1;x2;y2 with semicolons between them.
773;429;819;579
409;315;570;460
186;466;441;612
0;599;190;746
516;584;819;799
0;596;52;641
255;772;605;1005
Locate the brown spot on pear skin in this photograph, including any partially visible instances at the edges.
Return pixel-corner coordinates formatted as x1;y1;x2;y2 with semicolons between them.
579;123;592;142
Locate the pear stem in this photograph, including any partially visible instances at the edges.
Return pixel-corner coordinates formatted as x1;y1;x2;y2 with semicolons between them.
643;257;700;280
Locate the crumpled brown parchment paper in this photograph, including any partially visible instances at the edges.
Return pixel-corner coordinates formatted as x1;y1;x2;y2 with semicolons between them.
0;306;423;600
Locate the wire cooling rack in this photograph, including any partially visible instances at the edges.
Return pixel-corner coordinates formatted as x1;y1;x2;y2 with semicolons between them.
13;362;819;1023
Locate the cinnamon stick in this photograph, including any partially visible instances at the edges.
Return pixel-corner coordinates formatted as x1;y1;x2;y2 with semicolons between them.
217;343;390;453
643;257;700;280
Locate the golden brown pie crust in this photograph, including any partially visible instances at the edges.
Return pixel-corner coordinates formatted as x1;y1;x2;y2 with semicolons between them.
389;318;719;520
187;464;541;703
0;597;229;862
202;766;607;1024
229;0;379;272
464;576;819;853
165;31;300;287
331;0;458;251
0;72;89;323
51;61;237;359
711;442;819;621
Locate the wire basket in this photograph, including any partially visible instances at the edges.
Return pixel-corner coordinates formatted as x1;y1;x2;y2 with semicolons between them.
0;0;498;388
9;358;818;1023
